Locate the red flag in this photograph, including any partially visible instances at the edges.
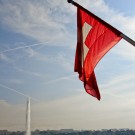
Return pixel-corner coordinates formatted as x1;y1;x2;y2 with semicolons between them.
74;7;122;100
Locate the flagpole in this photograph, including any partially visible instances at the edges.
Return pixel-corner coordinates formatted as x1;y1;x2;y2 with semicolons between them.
120;33;135;46
67;0;135;47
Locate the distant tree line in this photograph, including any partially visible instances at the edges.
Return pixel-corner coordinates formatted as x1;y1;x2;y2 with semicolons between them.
0;129;135;135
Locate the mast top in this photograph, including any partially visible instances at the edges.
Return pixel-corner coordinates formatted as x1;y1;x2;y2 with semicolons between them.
67;0;73;3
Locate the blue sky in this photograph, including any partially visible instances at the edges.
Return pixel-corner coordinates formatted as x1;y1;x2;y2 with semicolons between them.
1;0;135;131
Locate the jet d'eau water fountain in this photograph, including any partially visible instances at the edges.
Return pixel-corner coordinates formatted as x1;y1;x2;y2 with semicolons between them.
26;97;31;135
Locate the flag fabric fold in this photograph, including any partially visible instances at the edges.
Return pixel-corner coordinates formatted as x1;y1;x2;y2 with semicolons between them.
74;7;122;100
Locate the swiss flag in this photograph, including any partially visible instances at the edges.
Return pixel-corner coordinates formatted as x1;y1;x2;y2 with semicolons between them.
74;7;122;100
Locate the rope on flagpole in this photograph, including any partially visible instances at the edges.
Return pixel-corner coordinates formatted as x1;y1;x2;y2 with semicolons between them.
67;0;135;47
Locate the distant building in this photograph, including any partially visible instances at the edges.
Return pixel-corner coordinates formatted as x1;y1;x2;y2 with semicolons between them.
0;130;8;135
59;129;74;133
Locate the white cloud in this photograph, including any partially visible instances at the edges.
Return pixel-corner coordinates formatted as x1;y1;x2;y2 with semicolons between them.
55;52;73;71
113;40;135;62
0;0;75;47
25;47;40;58
1;0;135;50
23;47;73;71
25;48;73;71
100;70;135;98
0;53;11;63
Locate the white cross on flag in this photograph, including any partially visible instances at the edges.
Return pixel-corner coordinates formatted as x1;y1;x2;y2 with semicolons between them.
74;7;122;100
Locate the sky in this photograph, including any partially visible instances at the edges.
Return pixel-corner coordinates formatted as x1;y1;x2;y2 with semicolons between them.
1;0;135;131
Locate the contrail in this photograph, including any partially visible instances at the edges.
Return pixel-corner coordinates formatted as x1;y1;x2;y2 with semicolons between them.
0;41;52;54
44;74;77;84
0;83;39;102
